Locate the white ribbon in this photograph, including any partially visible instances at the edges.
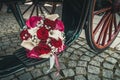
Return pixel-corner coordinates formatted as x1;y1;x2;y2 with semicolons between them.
47;54;55;73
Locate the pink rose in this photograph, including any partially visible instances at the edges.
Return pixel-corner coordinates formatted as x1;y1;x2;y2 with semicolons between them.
55;20;64;31
26;16;42;28
27;49;39;59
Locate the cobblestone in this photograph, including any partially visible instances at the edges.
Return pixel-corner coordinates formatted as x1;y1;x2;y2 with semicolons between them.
74;75;86;80
59;63;66;69
103;62;114;69
66;47;75;53
87;74;100;80
18;72;32;80
36;76;51;80
70;54;79;60
68;61;77;67
78;61;87;67
105;57;117;64
76;39;85;45
76;67;86;75
115;69;120;77
79;47;87;52
59;57;66;63
103;69;113;79
88;65;100;74
105;50;114;55
42;67;49;74
71;44;81;49
31;69;43;78
89;60;101;67
62;69;75;77
25;67;34;72
85;52;95;57
61;52;71;58
80;55;91;61
94;56;104;62
98;52;109;58
50;72;63;80
111;53;120;59
73;50;84;56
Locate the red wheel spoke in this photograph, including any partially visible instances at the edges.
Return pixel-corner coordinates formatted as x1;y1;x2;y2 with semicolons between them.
102;14;112;45
96;13;111;44
113;14;117;32
108;14;113;41
94;7;111;15
93;12;111;35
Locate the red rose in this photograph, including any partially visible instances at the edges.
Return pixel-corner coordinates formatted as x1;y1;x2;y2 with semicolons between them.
34;43;51;55
50;38;62;48
20;29;31;40
37;27;49;40
44;18;56;29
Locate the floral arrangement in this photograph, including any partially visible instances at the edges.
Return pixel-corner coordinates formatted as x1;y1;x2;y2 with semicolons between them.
20;14;65;73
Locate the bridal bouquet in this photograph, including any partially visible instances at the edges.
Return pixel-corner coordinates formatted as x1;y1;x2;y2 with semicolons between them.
20;14;65;73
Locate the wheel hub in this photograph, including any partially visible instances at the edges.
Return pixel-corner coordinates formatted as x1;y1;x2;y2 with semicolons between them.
112;0;120;13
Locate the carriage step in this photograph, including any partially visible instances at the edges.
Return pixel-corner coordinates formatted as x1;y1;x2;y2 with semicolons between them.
0;55;24;78
14;48;48;67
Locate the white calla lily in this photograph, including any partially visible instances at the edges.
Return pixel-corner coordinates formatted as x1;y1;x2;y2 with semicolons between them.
28;27;39;36
49;30;63;40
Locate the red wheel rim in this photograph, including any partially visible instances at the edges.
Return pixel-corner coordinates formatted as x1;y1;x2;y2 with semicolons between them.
92;0;120;49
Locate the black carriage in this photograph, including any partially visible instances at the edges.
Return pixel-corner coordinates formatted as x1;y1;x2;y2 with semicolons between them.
0;0;120;78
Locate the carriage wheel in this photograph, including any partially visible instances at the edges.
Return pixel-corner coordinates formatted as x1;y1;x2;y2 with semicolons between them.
85;0;120;52
20;0;58;20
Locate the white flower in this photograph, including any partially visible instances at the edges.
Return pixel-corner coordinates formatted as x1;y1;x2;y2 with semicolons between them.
49;30;64;40
28;27;39;36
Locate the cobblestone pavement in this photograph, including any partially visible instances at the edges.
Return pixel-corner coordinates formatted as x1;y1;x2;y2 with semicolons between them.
0;4;120;80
